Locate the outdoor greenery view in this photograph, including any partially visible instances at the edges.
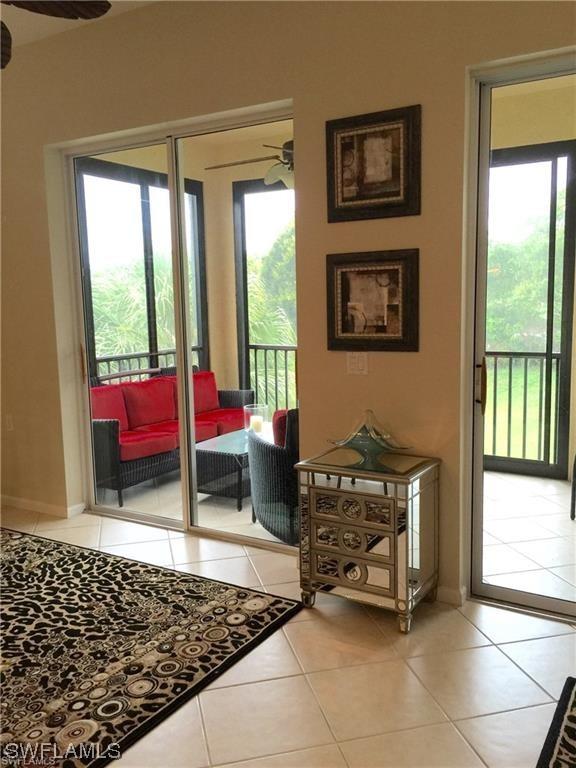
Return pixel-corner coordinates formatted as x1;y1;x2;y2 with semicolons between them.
484;160;566;461
246;220;297;410
90;180;296;410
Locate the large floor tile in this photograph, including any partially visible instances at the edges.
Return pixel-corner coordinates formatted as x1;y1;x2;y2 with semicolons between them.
214;745;347;768
484;568;576;602
510;537;576;568
538;515;576;538
484;518;558;544
484;496;566;521
1;508;39;532
550;564;576;586
40;525;101;548
265;583;369;623
117;698;209;768
482;543;547;575
249;552;300;585
498;633;576;698
99;518;169;546
373;602;491;657
34;512;101;531
284;613;397;672
209;630;302;688
100;540;173;566
456;703;556;768
170;535;246;564
175;557;262;588
340;722;485;768
307;660;446;741
407;645;551;719
459;601;574;644
200;676;333;764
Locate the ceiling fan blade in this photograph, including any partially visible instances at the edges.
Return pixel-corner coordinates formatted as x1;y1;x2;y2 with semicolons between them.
1;1;111;19
265;163;294;189
1;21;12;69
205;154;279;171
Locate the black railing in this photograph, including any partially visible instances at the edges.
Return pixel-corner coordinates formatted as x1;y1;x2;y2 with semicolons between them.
249;344;297;412
96;348;200;383
484;351;560;463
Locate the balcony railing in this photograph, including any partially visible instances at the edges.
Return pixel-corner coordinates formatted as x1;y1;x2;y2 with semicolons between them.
249;344;297;413
484;351;560;463
95;344;298;414
96;348;199;383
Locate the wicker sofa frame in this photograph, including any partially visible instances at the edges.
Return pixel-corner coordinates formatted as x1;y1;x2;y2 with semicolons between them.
92;385;254;507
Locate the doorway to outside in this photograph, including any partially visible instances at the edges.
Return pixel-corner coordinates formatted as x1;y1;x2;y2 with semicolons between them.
472;73;576;618
74;116;298;547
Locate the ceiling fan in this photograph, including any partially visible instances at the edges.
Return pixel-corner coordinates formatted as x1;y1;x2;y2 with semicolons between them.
1;1;112;69
205;140;294;189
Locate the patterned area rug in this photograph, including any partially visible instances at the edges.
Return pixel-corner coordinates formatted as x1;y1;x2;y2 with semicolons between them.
537;676;576;768
0;529;301;768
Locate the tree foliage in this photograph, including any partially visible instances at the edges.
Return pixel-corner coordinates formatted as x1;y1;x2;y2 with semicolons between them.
486;190;565;353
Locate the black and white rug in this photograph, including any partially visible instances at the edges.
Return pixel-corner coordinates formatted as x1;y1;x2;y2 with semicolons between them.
537;676;576;768
0;528;301;768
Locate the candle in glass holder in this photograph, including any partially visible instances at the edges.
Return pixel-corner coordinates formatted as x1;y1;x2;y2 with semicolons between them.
250;415;263;432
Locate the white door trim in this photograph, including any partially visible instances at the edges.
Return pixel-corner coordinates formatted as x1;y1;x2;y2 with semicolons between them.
463;47;576;617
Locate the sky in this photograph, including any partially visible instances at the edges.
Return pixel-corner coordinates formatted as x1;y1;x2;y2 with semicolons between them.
84;176;295;271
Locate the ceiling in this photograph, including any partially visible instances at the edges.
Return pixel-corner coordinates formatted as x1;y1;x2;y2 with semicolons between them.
1;1;152;47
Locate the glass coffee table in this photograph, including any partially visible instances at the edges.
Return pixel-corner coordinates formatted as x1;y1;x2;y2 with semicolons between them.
195;429;251;510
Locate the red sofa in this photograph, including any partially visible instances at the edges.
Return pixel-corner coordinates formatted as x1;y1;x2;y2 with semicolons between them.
90;371;253;506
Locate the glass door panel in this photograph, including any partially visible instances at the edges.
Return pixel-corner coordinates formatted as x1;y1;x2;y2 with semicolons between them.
473;74;576;618
75;147;184;525
175;118;296;545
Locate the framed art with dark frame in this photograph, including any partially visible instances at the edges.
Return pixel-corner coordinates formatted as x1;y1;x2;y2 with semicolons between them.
326;105;421;222
327;249;419;351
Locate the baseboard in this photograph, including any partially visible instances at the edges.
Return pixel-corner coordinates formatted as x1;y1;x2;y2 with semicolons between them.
1;495;86;519
437;585;467;606
67;503;87;518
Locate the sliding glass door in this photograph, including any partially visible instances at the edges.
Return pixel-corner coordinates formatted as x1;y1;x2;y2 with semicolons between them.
74;146;207;525
472;74;576;619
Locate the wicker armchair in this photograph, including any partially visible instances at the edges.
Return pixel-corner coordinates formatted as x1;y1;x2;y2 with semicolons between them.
248;409;299;545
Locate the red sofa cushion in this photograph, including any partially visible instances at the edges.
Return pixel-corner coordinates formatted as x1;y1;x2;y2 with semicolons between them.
193;420;220;442
135;420;180;440
272;409;288;447
119;430;177;462
193;371;219;414
91;385;129;432
122;377;176;429
200;408;245;435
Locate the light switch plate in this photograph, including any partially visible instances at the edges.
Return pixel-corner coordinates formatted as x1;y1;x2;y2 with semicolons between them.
346;352;368;375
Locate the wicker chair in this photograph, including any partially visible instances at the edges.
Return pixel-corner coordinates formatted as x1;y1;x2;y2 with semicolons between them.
248;409;299;545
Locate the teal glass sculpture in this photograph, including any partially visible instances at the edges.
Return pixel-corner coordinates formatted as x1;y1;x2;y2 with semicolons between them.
331;409;408;472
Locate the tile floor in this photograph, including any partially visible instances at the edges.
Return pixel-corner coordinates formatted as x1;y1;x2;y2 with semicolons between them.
2;504;576;768
97;470;282;544
483;472;575;602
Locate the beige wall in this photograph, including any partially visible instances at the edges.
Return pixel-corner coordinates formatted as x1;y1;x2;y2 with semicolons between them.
1;1;575;594
491;74;576;149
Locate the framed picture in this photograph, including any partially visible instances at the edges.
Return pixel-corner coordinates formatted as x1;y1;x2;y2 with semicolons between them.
326;105;421;222
327;249;419;351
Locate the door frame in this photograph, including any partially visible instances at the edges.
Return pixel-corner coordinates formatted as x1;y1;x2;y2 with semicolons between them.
465;49;576;618
46;100;293;529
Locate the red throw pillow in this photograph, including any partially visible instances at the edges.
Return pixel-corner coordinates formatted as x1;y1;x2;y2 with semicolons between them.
192;371;219;413
90;385;129;432
122;378;177;429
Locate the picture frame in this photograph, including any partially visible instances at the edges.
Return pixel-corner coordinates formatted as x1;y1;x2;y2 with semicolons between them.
326;105;421;222
327;249;419;351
